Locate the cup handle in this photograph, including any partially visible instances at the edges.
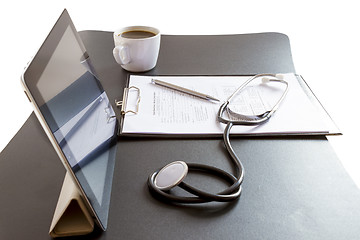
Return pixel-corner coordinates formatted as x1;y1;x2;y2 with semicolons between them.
113;45;131;65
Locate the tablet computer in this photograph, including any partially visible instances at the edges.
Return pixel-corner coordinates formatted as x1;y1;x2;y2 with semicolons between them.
21;9;118;230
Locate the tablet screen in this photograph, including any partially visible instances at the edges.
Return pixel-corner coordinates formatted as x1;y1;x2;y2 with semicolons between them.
22;10;117;230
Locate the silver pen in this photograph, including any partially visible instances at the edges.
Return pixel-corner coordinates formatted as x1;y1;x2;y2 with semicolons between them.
151;79;220;102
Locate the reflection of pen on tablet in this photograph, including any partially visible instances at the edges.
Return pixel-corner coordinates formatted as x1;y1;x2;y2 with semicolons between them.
58;96;103;147
151;79;220;102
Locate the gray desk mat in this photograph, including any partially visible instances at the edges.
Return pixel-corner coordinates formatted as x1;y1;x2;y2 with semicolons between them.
1;31;359;240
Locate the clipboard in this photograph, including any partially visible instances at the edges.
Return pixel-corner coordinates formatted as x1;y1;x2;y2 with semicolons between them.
114;73;340;137
115;86;141;115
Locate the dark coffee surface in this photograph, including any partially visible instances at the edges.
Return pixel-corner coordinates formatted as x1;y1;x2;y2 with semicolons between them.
121;30;156;39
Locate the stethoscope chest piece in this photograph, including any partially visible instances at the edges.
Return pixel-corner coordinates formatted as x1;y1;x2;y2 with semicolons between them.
154;161;188;191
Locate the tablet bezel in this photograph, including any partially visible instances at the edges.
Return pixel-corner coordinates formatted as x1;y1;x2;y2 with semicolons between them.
20;9;115;231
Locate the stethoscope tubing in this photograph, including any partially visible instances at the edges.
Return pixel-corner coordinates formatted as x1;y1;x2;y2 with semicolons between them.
148;74;288;204
148;122;244;204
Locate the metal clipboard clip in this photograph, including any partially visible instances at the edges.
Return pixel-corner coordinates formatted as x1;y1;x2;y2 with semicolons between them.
115;86;141;115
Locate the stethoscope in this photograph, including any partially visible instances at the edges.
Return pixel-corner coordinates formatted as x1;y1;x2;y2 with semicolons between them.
148;74;289;204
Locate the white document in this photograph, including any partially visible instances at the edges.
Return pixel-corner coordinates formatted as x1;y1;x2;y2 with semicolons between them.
121;74;339;136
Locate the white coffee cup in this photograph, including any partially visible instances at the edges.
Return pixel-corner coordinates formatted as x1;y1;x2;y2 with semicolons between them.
113;26;161;72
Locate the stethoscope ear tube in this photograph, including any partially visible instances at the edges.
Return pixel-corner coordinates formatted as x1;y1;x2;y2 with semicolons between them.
218;101;272;126
218;73;288;126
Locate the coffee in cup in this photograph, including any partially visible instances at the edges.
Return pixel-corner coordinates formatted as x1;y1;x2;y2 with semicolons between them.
120;30;156;39
113;26;160;72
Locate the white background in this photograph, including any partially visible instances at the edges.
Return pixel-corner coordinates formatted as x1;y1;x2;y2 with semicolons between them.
1;0;359;187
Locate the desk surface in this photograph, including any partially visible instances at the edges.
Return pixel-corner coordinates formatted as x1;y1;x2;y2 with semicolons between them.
1;31;360;240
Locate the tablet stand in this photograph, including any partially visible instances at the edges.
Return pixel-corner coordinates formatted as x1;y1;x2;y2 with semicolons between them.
49;172;94;238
